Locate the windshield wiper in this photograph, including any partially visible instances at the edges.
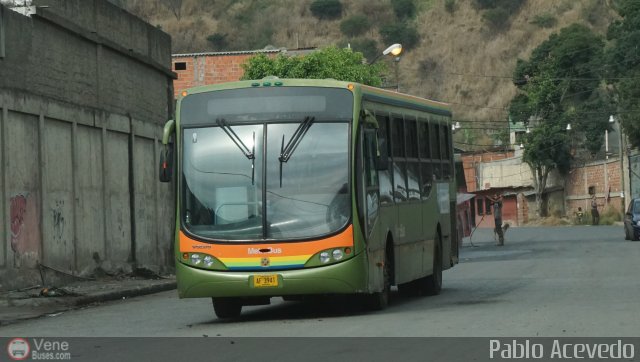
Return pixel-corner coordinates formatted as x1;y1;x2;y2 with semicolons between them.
279;116;314;163
216;118;255;184
278;116;314;187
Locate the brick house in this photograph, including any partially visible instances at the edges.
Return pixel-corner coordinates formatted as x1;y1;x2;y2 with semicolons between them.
171;47;317;97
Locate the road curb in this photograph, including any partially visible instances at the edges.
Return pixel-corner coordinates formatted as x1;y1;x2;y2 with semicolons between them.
72;280;177;306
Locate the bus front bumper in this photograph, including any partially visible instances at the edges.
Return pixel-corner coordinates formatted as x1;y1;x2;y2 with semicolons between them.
176;251;369;298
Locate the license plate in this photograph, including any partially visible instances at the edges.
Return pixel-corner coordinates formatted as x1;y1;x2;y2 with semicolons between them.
253;275;279;287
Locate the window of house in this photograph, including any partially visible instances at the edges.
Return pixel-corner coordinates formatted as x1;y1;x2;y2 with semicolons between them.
588;186;595;195
477;198;484;215
485;197;492;215
174;62;187;71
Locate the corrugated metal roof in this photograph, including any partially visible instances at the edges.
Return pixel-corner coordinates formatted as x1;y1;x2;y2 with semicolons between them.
457;193;475;205
172;49;282;58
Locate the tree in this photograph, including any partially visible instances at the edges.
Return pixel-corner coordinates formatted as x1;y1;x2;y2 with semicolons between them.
310;0;342;20
509;24;607;217
241;47;387;87
391;0;416;20
523;125;571;215
605;0;640;148
379;22;419;51
340;15;370;38
206;33;228;50
161;0;183;21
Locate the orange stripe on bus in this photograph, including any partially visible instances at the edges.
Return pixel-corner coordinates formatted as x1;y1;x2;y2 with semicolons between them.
179;225;353;258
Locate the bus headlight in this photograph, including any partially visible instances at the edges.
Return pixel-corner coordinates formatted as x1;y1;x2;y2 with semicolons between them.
203;255;214;267
191;253;202;265
320;251;331;264
332;249;344;261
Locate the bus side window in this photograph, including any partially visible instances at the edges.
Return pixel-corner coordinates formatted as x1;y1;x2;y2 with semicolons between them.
391;115;407;202
418;119;432;198
441;124;452;179
431;122;442;180
363;128;380;231
376;114;394;204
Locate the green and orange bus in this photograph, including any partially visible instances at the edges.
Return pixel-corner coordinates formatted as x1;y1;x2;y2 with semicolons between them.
159;78;458;318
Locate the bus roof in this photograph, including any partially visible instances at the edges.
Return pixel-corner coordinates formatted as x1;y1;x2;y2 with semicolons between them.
180;78;452;117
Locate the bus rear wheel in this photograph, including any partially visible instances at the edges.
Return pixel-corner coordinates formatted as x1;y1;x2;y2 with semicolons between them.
212;298;242;319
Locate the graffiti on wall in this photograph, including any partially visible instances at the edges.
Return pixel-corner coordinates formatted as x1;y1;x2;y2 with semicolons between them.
9;192;41;265
10;194;28;253
51;200;65;242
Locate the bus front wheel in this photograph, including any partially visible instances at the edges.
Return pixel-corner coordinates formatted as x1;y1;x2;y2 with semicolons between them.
423;234;443;296
212;298;242;319
364;248;391;310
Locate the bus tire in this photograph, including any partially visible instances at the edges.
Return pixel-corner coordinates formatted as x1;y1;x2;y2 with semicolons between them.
365;247;391;310
423;233;442;296
212;298;242;319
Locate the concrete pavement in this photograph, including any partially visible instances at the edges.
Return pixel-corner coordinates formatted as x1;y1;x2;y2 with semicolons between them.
0;275;176;326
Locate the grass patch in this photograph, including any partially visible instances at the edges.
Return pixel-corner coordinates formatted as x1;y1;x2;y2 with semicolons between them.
598;206;622;225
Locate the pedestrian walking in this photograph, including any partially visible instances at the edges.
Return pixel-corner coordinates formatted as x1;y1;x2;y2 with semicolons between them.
591;195;599;225
488;192;505;245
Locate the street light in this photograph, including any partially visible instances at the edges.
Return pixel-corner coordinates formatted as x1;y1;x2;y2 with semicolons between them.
368;43;403;64
368;43;403;92
383;43;403;57
609;115;626;211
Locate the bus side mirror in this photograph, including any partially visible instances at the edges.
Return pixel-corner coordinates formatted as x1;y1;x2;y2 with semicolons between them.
159;119;176;183
376;136;389;171
159;145;173;183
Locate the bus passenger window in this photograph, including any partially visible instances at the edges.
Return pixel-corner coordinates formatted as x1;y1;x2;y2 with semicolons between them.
420;162;433;198
406;118;418;159
431;122;441;160
418;120;430;160
393;161;408;202
407;162;420;200
391;116;405;158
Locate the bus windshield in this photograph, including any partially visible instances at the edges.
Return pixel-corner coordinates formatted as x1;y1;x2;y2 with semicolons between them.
180;88;352;241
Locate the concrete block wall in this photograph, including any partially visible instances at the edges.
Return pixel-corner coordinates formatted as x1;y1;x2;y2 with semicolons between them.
0;2;175;290
1;1;174;124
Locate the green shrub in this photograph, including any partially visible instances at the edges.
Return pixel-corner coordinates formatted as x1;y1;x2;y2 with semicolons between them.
310;0;343;20
475;0;524;12
206;33;228;50
391;0;417;19
348;38;379;62
379;22;420;50
598;207;622;225
482;7;510;30
531;14;556;28
444;0;456;13
340;15;370;37
475;0;496;9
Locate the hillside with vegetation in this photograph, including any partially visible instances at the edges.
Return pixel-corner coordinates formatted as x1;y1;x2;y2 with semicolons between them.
120;0;619;146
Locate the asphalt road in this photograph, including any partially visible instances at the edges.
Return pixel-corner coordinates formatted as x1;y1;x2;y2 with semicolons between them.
2;225;639;338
